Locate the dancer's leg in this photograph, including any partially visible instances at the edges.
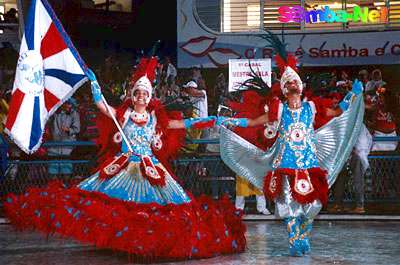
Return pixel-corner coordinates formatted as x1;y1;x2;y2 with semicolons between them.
284;217;303;256
235;196;245;210
275;176;322;256
299;216;313;254
256;195;271;215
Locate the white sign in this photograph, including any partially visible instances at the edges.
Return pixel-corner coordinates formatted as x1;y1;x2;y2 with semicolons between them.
228;59;271;92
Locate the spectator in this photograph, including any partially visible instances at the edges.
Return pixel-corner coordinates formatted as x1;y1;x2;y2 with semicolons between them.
4;8;18;24
48;98;80;175
336;70;352;93
358;69;369;88
190;66;203;84
179;80;208;153
369;87;398;151
0;45;18;100
365;69;386;94
313;80;329;98
325;70;338;90
213;73;228;111
330;82;373;214
235;176;271;215
81;0;95;8
329;124;372;214
160;75;180;103
77;89;99;140
182;80;208;119
0;97;8;134
216;73;228;96
162;56;177;84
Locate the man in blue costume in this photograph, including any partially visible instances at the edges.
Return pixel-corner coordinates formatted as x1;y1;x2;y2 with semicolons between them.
218;65;364;256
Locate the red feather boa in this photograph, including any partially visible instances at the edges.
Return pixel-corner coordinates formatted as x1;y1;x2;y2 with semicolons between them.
226;90;276;150
4;181;246;261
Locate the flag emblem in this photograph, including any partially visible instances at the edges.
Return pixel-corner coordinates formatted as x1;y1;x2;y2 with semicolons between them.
5;0;88;154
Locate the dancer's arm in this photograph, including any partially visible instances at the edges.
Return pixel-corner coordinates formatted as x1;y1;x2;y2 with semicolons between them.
217;113;269;128
325;107;342;117
167;116;217;129
326;79;363;118
87;69;116;118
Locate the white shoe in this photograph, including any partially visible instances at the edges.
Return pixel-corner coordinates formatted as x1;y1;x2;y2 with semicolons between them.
257;208;272;215
235;196;245;210
256;195;271;215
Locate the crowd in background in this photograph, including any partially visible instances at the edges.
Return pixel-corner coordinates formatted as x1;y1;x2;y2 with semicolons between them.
1;47;400;213
1;49;400;156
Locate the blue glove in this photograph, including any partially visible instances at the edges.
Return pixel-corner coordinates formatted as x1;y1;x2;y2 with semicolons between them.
351;79;363;95
217;117;248;127
86;68;97;82
87;69;102;103
339;79;363;111
184;116;217;129
338;91;354;111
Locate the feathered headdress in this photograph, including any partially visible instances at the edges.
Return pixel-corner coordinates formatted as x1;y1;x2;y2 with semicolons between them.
261;31;302;95
240;61;271;96
130;56;158;103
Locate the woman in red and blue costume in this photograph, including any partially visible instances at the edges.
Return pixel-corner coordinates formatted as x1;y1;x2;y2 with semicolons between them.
4;57;246;261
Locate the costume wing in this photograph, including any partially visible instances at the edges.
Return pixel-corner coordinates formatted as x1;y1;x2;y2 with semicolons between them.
220;94;364;190
315;94;365;188
220;126;278;190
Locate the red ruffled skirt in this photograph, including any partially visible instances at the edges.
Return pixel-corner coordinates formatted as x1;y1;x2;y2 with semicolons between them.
4;181;246;261
263;167;329;206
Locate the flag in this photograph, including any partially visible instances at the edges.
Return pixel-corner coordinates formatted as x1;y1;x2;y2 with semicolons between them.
5;0;88;154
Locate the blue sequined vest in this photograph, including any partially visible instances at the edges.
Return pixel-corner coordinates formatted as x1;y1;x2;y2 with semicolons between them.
121;112;159;163
272;102;319;169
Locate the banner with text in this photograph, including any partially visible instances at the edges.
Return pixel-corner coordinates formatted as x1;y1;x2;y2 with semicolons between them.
228;59;271;92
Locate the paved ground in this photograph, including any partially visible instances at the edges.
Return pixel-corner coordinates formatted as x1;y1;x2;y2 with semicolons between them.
1;220;399;265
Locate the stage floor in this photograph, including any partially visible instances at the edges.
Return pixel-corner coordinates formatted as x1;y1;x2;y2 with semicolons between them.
1;220;399;265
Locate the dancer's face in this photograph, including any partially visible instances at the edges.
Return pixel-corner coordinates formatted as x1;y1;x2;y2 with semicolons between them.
285;80;301;95
132;89;149;106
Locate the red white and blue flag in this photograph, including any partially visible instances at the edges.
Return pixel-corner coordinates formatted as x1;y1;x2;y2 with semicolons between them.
5;0;88;154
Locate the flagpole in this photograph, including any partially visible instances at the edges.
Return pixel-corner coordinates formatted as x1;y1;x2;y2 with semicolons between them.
100;95;134;153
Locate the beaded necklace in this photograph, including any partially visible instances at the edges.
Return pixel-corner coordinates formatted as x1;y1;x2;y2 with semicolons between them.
130;110;148;126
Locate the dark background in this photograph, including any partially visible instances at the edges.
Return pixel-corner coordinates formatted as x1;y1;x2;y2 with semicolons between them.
27;0;178;66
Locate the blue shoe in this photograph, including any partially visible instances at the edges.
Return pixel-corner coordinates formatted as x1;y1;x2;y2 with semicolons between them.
299;217;312;254
284;217;304;257
289;241;303;257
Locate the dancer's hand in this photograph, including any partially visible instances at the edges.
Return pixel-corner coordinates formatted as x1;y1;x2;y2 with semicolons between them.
339;90;356;111
338;79;363;111
87;68;102;103
217;117;248;128
351;79;363;95
86;68;97;82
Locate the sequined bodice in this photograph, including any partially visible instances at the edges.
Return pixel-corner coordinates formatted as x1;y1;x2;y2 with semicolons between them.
121;112;156;158
272;102;319;169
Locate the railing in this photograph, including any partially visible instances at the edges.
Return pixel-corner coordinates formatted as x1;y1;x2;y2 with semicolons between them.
0;137;399;205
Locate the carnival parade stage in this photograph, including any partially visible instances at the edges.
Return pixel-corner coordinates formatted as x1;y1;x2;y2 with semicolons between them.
1;217;399;265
